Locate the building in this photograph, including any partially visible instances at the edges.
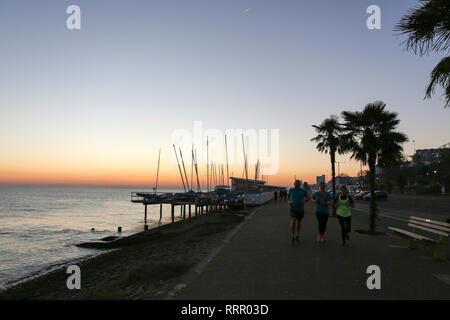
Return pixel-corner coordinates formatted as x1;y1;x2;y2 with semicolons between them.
316;175;326;185
412;148;448;165
230;177;285;192
335;176;357;186
329;176;360;192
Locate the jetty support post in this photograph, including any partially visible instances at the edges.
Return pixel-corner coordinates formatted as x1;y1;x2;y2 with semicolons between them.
171;204;175;223
144;204;148;225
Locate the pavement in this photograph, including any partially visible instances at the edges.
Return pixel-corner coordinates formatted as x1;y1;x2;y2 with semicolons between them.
355;194;450;223
175;200;450;299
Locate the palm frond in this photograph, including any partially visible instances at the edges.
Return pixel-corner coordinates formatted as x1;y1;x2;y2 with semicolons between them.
394;0;450;55
341;101;408;167
425;56;450;107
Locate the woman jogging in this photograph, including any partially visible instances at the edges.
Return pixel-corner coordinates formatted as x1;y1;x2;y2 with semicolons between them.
312;182;332;242
334;185;354;246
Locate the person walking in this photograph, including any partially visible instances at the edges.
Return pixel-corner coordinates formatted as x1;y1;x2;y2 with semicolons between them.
334;185;354;246
312;182;332;242
274;190;278;202
288;180;309;243
303;182;311;197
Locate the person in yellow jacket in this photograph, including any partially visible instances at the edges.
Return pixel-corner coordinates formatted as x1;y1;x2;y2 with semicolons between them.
334;185;354;246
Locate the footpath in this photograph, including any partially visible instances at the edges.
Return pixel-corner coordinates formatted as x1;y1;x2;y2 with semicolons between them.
176;200;450;299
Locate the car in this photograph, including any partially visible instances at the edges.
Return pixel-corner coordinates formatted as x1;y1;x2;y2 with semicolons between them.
355;191;369;200
363;191;388;201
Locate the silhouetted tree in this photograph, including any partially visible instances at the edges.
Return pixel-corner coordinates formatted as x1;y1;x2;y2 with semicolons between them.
311;116;345;216
342;101;408;233
395;0;450;107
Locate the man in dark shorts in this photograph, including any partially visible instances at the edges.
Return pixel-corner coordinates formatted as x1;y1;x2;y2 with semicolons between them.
288;179;309;243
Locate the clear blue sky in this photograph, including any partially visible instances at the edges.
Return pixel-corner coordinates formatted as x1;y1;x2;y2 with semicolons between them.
0;0;449;185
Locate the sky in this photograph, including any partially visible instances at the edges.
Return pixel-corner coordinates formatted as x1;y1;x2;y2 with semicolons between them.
0;0;449;187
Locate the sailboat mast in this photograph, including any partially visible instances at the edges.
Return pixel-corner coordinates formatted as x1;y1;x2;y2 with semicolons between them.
225;134;230;187
179;147;190;191
173;144;186;192
206;137;209;192
221;164;225;186
155;148;161;194
194;149;201;192
212;162;216;189
241;133;248;181
191;144;194;190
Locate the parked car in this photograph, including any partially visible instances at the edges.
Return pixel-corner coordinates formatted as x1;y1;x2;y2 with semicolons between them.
363;191;388;201
355;191;369;200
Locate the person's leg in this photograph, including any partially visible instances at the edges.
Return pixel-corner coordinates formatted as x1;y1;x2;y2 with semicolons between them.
345;216;351;240
316;212;322;241
290;217;296;240
337;215;346;245
316;212;326;241
296;212;303;237
321;214;329;240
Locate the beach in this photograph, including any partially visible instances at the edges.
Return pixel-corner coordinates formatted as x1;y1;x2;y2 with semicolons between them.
0;185;186;289
0;212;244;300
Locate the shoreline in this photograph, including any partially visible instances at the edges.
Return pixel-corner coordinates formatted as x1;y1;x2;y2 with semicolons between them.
0;219;181;291
0;211;247;300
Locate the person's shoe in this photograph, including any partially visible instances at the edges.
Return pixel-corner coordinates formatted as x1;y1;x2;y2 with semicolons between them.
295;235;299;243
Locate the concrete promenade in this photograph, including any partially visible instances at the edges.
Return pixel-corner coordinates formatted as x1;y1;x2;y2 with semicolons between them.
176;200;450;299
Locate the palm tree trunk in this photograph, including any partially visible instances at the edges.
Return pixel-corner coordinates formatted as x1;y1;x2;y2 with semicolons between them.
331;152;336;217
368;159;377;233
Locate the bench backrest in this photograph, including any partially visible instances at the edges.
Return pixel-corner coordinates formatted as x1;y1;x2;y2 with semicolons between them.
408;216;450;238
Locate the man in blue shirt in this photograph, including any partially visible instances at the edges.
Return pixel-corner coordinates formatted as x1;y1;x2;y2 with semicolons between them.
312;182;332;242
288;179;309;243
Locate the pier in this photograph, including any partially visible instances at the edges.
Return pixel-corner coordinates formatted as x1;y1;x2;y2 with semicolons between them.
130;191;245;227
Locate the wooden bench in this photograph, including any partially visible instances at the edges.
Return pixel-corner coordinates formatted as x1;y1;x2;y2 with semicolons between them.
389;216;450;261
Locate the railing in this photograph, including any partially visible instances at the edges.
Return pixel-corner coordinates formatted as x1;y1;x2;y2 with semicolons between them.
131;192;145;202
131;191;171;203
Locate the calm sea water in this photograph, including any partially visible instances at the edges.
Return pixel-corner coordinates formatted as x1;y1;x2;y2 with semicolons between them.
0;184;183;289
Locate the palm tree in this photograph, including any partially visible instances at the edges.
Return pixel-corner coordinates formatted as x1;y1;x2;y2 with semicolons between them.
341;101;408;233
311;116;344;216
395;0;450;107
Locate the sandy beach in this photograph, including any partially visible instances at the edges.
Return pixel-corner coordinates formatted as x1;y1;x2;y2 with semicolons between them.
0;212;245;300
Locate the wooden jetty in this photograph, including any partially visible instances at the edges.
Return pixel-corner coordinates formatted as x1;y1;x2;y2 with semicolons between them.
129;138;284;230
130;191;245;228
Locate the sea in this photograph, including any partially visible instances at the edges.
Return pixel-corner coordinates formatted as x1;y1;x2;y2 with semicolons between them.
0;184;183;290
